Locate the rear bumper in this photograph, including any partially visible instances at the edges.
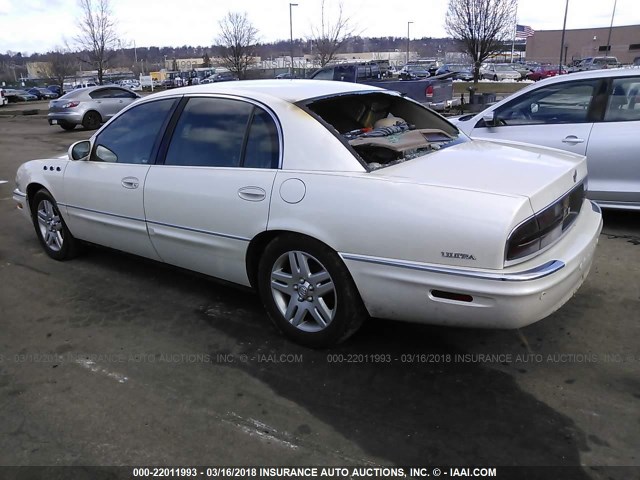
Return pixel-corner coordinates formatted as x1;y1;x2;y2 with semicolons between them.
342;199;602;329
48;111;84;125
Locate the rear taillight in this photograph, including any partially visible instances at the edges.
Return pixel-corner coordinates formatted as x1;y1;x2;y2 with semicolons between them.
62;101;80;109
425;85;434;99
505;183;585;262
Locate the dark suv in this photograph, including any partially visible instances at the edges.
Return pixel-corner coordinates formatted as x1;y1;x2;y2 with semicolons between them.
310;62;382;82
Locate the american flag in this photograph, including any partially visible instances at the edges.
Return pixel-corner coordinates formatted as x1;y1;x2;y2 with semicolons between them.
516;24;535;38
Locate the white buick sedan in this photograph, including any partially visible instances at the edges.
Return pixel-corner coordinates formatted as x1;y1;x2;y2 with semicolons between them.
14;80;603;347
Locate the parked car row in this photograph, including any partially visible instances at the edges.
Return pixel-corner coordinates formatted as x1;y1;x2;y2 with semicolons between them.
0;84;66;102
2;89;39;102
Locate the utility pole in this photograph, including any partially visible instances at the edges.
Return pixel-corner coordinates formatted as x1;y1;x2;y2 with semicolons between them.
289;3;298;76
406;21;413;65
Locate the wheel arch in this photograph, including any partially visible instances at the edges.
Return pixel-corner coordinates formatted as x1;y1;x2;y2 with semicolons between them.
26;182;48;210
82;109;103;127
245;229;342;290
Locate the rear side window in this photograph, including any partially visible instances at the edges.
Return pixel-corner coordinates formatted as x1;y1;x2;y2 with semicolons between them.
165;98;252;167
244;109;279;169
165;97;279;169
604;77;640;122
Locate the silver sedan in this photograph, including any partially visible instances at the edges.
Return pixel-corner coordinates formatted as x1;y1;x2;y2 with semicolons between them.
48;86;140;131
451;68;640;210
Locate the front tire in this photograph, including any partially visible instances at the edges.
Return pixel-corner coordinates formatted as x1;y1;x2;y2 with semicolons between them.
257;234;367;348
30;189;79;260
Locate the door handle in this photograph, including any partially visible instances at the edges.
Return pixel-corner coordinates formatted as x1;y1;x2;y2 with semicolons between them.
562;135;585;145
121;177;139;189
238;186;266;202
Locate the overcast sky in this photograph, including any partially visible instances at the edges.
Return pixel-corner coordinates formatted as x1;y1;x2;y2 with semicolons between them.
0;0;637;55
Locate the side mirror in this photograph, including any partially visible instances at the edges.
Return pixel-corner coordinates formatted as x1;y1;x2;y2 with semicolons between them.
68;140;91;161
482;111;496;127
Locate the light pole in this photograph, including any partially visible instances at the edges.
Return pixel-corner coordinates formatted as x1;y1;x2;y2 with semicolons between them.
559;0;569;76
289;3;298;76
406;21;413;65
606;0;617;57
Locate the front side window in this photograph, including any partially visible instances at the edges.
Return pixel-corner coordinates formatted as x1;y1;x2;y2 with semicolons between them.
494;80;599;126
312;68;335;81
604;77;640;122
92;99;176;164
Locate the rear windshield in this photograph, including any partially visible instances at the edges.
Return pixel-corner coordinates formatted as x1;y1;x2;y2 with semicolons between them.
59;89;85;99
302;92;467;170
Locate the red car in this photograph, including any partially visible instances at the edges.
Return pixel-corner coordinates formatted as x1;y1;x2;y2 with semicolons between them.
526;65;567;81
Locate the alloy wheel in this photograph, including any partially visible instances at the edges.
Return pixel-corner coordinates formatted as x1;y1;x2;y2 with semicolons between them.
270;250;336;332
37;199;64;252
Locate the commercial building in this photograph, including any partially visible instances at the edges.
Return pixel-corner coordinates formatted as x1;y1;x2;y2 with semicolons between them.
525;24;640;64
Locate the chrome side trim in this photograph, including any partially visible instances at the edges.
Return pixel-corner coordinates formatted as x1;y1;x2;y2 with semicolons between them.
63;203;145;223
340;253;565;282
13;189;27;198
62;203;251;242
146;220;250;242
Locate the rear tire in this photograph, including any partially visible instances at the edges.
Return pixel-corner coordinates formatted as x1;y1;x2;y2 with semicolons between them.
30;189;80;261
82;110;101;130
257;234;367;348
59;121;76;131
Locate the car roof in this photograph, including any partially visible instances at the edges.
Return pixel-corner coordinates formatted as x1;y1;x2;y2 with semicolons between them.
148;79;386;104
486;67;640;102
61;85;132;98
542;67;639;83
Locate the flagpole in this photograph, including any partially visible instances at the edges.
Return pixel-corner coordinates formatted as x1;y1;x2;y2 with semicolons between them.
511;1;518;63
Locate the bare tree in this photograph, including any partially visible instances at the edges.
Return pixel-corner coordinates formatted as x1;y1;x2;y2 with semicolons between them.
445;0;517;83
309;0;356;67
216;12;258;80
46;48;77;92
74;0;119;84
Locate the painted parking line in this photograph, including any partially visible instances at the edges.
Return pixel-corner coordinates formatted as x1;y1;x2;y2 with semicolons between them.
0;180;8;185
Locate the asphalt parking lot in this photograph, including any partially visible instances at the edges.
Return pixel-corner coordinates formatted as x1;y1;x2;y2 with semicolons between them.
0;114;638;477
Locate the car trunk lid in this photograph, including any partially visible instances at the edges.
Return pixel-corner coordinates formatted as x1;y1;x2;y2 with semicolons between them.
371;138;587;213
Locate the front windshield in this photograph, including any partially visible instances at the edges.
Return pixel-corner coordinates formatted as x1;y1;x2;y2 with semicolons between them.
496;65;515;71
